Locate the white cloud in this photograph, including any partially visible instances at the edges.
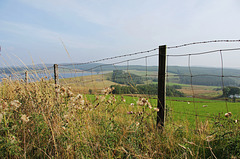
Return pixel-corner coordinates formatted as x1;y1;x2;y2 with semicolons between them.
18;0;111;26
0;20;107;50
0;20;59;41
2;0;240;67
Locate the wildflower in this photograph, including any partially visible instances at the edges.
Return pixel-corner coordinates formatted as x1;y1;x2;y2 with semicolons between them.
154;108;160;112
61;86;66;93
130;103;134;106
228;112;232;116
187;102;190;104
10;136;16;144
100;96;105;102
64;114;69;119
136;122;140;127
127;111;134;114
96;96;99;100
55;84;60;89
21;114;30;123
147;102;152;109
102;87;112;95
2;101;8;110
73;94;83;101
142;98;147;104
55;88;60;93
77;94;83;99
67;89;74;97
112;97;116;103
137;101;144;106
10;100;22;110
80;100;85;105
101;89;107;95
235;120;238;123
107;87;112;92
122;98;126;102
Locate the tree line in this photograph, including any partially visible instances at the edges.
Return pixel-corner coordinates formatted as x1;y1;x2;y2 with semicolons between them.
110;84;184;97
111;70;144;85
222;86;240;97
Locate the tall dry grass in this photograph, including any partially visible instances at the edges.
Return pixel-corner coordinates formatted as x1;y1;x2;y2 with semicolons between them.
0;75;239;158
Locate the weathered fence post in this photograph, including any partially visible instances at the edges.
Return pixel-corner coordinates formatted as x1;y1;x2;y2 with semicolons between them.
157;45;167;128
25;71;28;84
54;64;59;85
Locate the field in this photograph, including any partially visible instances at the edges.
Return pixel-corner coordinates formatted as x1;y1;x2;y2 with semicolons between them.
0;72;239;158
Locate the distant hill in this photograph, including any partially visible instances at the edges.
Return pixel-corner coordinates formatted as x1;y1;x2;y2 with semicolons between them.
0;64;52;74
167;66;240;86
1;63;240;86
56;63;240;86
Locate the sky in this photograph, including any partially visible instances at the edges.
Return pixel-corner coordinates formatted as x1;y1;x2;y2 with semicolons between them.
1;0;240;68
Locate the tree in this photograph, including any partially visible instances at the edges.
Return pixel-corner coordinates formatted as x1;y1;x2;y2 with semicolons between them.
223;86;240;97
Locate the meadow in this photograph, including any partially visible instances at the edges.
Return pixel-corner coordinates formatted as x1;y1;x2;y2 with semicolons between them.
0;75;239;158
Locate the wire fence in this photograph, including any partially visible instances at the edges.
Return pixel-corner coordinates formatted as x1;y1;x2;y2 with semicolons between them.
1;40;240;129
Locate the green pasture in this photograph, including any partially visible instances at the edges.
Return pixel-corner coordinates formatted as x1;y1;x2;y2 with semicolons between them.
85;94;239;127
167;99;239;125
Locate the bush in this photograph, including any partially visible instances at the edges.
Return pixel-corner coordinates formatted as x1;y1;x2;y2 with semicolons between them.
111;84;185;97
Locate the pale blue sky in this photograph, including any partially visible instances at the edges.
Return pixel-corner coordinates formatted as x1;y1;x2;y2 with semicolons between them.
0;0;240;68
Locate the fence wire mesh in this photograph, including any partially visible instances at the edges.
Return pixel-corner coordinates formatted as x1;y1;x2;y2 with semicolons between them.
2;40;240;129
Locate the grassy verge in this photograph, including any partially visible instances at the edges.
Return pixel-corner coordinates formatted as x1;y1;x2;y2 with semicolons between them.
0;78;239;158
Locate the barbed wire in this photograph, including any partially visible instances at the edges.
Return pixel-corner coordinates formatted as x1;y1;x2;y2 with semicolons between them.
167;47;240;57
58;39;240;67
4;40;237;129
167;39;240;49
59;48;158;67
58;53;159;73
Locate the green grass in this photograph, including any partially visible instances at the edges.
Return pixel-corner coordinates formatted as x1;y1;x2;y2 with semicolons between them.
86;94;239;128
167;99;239;124
0;78;239;158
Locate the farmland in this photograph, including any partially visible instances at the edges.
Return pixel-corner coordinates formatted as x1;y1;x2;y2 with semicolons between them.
0;70;239;158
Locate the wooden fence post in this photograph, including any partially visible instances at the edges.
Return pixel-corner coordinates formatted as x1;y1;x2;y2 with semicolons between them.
157;45;167;128
25;71;28;84
54;64;59;85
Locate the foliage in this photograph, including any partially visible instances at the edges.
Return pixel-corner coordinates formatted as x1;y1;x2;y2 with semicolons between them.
0;78;239;158
208;117;240;158
179;76;237;86
222;86;240;97
111;84;185;97
111;70;144;85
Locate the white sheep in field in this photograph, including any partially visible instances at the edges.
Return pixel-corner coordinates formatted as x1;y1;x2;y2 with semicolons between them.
225;112;232;117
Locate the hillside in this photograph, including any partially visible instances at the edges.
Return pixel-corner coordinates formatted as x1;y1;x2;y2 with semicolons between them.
1;63;240;86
